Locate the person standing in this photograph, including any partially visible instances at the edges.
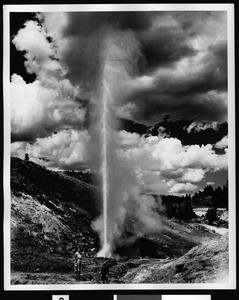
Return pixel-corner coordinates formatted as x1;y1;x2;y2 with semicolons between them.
101;260;110;284
74;248;82;281
100;259;117;283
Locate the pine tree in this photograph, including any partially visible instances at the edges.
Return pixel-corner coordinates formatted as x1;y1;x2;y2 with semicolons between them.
25;153;29;162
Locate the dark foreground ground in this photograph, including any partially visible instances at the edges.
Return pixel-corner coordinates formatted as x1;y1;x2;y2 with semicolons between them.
11;221;228;285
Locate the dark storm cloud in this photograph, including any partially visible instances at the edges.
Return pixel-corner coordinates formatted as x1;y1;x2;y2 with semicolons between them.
127;90;227;125
125;37;227;125
173;11;225;36
63;12;152;36
153;43;228;97
138;26;197;73
55;11;228;126
11;132;37;143
121;11;227;125
209;41;227;74
59;12;153;94
149;120;228;146
135;11;226;74
60;33;103;93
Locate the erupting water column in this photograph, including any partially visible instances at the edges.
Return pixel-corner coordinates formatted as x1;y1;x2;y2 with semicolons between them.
102;86;109;254
97;77;112;258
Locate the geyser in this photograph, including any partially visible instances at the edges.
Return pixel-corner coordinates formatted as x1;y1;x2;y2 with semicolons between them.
97;78;112;257
91;31;162;258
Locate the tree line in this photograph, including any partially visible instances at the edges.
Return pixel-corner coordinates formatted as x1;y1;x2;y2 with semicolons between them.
191;182;228;209
160;181;228;221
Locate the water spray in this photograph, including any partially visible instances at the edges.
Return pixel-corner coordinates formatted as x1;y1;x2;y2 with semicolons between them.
96;78;112;258
91;32;162;258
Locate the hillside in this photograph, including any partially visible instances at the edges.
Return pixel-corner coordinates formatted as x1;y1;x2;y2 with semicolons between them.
11;157;100;272
10;157;229;284
121;233;229;284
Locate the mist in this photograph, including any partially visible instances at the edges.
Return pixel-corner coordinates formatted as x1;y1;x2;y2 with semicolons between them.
86;28;162;256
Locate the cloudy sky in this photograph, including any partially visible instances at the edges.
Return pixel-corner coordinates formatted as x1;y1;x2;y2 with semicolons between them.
10;9;228;195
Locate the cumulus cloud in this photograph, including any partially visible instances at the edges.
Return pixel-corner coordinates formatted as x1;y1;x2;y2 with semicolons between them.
168;182;198;194
138;171;169;195
10;74;85;142
117;130;141;149
12;19;66;78
215;135;228;149
11;129;90;170
11;16;89;142
118;132;227;194
184;121;220;133
122;136;227;171
180;168;205;183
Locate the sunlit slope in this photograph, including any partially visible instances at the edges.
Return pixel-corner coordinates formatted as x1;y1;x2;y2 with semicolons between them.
10;157;99;272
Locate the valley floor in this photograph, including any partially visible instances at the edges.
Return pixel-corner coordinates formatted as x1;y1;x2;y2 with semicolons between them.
10;222;229;286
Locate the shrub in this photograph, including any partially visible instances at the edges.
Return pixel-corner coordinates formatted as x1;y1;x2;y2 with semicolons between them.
205;207;218;225
25;153;29;162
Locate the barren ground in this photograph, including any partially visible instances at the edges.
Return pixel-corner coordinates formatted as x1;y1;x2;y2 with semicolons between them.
11;221;229;285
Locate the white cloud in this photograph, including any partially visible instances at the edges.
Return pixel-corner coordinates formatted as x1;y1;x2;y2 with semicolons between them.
12;20;65;77
215;135;228;149
115;102;137;120
117;130;141;148
180;168;205;182
12;129;225;193
206;181;215;186
119;132;227;194
169;182;198;194
10;74;85;141
11;17;86;142
39;12;68;40
11;129;90;170
122;136;227;171
184;121;220;133
12;20;53;57
138;171;169;195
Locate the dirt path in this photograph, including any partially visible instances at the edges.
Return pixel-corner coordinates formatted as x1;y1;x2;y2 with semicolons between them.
199;224;228;235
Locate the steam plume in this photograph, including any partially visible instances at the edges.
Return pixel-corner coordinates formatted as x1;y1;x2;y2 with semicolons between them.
89;30;162;256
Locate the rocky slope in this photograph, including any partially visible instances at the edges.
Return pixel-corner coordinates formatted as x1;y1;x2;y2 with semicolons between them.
121;233;229;284
11;157;100;272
